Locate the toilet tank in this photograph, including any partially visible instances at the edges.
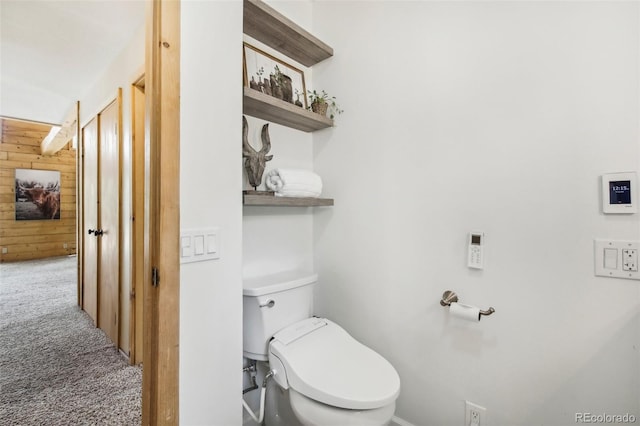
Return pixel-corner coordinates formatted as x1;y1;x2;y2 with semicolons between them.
243;270;317;361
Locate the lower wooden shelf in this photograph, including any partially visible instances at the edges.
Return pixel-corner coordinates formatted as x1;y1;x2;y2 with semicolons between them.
243;193;334;207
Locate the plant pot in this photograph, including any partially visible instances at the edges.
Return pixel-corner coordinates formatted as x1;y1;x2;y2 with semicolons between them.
311;101;328;116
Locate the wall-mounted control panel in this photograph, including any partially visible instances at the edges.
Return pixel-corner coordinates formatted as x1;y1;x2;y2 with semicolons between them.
468;231;485;269
594;239;639;280
180;228;220;264
601;172;637;214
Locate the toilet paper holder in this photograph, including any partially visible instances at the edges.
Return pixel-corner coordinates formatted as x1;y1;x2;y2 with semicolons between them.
440;290;495;317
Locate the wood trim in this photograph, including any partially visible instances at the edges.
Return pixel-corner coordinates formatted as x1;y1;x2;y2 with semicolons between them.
117;88;123;350
75;101;82;307
143;0;180;423
41;105;78;156
0;115;61;127
129;83;136;365
130;78;145;366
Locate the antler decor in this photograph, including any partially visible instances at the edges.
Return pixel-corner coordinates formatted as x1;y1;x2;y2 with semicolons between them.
242;116;273;190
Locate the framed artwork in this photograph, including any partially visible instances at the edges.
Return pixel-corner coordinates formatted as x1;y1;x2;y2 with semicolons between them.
15;169;61;220
243;42;308;109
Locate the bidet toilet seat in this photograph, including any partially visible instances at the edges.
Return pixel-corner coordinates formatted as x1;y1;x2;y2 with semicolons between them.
269;318;400;411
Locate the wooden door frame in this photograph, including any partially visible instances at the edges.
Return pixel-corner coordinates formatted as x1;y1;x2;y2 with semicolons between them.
73;101;82;308
130;76;145;366
142;0;180;423
77;0;180;421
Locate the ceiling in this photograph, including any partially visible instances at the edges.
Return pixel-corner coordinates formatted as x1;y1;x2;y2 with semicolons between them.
0;0;145;125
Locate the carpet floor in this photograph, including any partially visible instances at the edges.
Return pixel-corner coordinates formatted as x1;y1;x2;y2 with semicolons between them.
0;256;142;425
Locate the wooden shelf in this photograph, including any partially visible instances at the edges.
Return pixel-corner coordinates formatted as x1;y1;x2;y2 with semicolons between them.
244;193;334;207
243;0;333;67
243;87;333;132
242;0;337;208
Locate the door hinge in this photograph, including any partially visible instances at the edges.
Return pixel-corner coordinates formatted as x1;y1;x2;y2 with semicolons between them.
152;267;159;287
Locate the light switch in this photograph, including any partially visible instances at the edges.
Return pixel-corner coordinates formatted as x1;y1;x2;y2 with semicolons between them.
207;233;218;255
604;248;618;269
181;228;220;264
181;236;191;258
194;235;204;255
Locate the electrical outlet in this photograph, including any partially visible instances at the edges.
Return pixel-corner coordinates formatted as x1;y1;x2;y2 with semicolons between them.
63;243;68;249
465;401;486;426
1;247;7;254
623;249;638;272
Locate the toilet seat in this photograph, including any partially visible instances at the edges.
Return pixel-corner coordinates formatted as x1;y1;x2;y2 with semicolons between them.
269;318;400;410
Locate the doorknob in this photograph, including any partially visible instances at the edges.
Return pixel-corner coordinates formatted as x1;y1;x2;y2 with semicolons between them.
94;229;104;236
88;229;95;235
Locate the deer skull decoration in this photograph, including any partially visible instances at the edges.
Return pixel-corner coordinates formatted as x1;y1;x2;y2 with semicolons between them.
242;116;273;190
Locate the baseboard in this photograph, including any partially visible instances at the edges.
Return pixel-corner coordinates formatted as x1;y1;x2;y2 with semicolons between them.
391;415;416;426
118;348;130;363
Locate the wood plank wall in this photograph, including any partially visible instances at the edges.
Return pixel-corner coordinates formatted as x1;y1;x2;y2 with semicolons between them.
0;118;77;262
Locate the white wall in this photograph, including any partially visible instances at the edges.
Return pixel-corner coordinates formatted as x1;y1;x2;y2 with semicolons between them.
312;2;640;425
242;113;314;278
79;25;145;356
180;1;243;424
242;0;315;279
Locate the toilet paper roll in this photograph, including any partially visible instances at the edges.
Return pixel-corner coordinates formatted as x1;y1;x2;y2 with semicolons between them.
449;302;481;322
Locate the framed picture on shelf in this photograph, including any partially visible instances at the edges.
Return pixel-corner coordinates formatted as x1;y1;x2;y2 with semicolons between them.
243;42;308;109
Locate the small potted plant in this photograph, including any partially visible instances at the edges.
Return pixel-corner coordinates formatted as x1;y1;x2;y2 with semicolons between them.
307;89;343;119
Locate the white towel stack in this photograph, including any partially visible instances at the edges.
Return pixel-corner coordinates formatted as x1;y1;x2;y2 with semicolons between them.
265;169;323;198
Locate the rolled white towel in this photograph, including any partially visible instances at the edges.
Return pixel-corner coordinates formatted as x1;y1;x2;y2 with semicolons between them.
265;169;322;198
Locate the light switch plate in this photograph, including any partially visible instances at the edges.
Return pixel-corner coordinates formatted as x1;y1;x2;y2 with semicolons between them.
180;228;220;264
594;239;640;280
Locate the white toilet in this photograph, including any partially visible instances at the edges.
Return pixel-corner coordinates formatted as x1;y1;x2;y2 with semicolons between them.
243;270;400;426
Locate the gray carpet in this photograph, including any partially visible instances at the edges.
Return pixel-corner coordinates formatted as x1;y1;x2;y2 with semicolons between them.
0;256;142;425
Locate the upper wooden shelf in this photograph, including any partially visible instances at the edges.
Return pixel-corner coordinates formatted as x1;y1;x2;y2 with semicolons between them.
243;88;333;132
243;0;333;67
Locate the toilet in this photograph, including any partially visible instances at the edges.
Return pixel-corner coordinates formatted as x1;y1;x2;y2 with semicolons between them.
243;270;400;425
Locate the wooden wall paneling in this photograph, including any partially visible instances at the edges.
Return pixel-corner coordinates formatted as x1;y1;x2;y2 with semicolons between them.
0;118;77;262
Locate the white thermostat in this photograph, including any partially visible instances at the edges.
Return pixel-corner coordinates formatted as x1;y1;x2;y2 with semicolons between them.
602;172;637;214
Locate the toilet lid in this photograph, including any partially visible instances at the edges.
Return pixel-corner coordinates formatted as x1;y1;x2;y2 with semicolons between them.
269;318;400;410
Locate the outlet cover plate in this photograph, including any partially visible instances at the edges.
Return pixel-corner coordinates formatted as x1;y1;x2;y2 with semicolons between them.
465;400;486;426
594;239;640;280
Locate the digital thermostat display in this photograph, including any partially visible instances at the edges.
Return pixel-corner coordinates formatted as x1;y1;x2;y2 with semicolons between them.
609;180;631;205
602;172;637;214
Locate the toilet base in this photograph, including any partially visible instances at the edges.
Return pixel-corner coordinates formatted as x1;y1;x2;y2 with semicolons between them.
263;384;394;426
264;381;302;426
289;389;395;426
